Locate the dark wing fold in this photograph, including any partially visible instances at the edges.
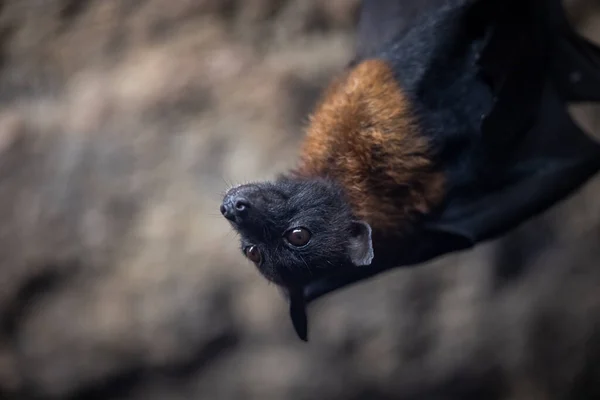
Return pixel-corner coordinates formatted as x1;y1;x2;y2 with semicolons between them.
354;0;453;60
428;0;600;244
548;0;600;102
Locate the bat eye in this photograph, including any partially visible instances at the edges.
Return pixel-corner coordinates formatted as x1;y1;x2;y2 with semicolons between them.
245;245;262;264
285;227;311;247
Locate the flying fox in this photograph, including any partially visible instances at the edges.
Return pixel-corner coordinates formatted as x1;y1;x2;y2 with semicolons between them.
220;0;600;341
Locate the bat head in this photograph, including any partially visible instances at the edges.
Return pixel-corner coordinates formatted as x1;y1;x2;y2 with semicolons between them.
220;177;374;289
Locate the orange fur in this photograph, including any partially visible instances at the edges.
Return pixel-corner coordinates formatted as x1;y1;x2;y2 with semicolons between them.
293;59;445;236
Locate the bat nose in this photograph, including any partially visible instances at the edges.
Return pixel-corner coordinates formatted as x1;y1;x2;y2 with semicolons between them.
220;195;251;222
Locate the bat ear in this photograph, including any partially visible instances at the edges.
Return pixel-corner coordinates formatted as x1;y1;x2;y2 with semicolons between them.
348;220;374;266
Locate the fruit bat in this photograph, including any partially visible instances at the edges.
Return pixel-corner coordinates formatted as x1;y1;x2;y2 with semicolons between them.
221;0;600;341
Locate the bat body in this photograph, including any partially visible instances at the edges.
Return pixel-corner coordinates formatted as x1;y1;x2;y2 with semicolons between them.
221;0;600;341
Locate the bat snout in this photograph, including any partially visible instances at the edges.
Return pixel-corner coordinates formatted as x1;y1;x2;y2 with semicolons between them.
221;184;264;226
220;194;251;222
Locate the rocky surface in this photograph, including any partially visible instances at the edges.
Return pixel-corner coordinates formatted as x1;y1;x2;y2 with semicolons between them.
0;1;598;399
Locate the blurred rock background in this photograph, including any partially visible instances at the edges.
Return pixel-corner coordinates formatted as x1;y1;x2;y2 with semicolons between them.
0;0;598;399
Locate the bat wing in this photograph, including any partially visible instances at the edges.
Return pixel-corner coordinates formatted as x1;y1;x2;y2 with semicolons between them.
354;0;450;61
425;0;600;245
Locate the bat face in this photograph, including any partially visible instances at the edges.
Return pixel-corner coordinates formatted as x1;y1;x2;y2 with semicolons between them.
220;177;374;288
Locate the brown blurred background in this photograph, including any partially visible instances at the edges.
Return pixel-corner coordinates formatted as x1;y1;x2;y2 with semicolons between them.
0;1;598;399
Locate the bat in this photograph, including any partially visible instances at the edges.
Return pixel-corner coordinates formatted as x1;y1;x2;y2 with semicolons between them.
220;0;600;341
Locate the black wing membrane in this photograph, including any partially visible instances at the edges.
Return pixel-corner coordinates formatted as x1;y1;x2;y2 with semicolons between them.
291;0;600;341
549;0;600;102
354;0;453;60
427;0;600;244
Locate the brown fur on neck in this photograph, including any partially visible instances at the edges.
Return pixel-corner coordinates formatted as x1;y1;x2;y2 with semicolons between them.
292;59;445;237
